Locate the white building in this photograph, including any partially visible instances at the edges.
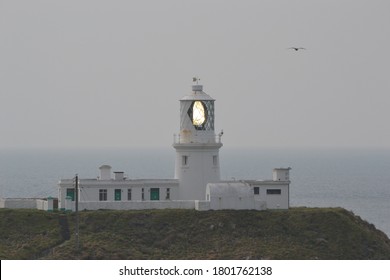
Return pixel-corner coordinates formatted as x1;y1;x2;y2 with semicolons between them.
57;83;291;211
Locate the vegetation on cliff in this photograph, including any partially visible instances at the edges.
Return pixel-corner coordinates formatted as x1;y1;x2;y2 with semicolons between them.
1;207;389;259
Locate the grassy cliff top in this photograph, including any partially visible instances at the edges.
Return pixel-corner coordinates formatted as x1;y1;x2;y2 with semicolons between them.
1;207;389;259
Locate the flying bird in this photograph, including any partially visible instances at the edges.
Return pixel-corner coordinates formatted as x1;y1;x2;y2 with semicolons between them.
288;47;306;51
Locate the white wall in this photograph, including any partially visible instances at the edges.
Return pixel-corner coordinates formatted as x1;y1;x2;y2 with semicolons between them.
58;179;179;209
273;168;291;181
209;196;256;210
76;200;196;211
36;199;49;211
0;198;49;209
1;198;37;209
58;181;73;210
194;200;211;211
260;185;289;209
207;181;289;210
79;185;178;202
250;182;289;210
174;145;221;200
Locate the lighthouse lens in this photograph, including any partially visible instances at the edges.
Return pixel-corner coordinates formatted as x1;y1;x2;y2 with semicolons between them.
192;101;206;125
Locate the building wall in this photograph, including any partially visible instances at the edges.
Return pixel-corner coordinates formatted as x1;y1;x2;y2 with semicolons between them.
79;185;178;202
0;198;50;210
209;196;256;210
36;199;49;211
273;168;291;181
0;198;37;209
58;178;179;209
194;200;211;211
249;182;290;209
58;178;289;211
74;200;196;211
261;185;289;209
174;144;221;200
206;181;289;210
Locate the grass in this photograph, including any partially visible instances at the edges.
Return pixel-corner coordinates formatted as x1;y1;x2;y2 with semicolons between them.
1;207;389;259
0;209;64;259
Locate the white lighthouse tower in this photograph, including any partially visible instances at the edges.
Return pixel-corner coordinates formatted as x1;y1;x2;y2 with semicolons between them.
173;82;223;200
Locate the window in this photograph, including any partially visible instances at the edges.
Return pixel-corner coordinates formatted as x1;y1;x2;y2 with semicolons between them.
254;187;260;195
213;155;218;166
182;155;188;166
166;188;170;200
267;189;281;195
99;189;107;201
141;188;145;201
127;189;132;200
187;100;214;131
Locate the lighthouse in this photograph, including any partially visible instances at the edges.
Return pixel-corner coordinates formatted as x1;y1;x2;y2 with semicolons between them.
55;80;290;212
173;82;223;200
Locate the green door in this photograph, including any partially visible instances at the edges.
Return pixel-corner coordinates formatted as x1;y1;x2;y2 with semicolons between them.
150;188;160;200
115;189;121;201
66;188;75;201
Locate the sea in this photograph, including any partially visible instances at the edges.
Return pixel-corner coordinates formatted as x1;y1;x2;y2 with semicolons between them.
0;147;389;238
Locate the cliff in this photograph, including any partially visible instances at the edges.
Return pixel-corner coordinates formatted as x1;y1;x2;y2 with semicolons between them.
1;207;389;259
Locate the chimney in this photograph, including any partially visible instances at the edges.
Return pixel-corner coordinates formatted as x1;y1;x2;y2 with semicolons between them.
99;165;112;180
114;171;124;181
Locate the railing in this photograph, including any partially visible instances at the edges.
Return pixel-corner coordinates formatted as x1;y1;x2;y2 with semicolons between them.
173;133;222;144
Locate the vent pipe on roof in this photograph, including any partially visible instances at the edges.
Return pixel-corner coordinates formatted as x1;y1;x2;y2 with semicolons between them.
192;84;203;92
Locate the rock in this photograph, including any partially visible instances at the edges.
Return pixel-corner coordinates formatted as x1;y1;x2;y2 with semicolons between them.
315;238;328;245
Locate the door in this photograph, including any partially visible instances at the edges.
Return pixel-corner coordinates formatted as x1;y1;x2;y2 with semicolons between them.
114;189;121;201
150;188;160;200
66;188;75;201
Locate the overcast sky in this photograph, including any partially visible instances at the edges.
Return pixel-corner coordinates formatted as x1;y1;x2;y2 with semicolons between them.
1;0;389;150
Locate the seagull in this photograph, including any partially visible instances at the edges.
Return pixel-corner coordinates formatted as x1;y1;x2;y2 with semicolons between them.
288;47;306;51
